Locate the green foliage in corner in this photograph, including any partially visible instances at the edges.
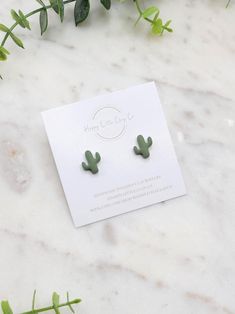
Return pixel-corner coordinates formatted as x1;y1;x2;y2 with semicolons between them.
0;291;81;314
0;0;232;78
0;0;172;78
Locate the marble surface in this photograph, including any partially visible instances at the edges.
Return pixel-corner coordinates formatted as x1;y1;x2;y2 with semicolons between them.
0;0;235;313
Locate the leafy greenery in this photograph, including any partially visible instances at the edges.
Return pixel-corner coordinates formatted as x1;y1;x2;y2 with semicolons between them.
0;0;232;78
0;0;172;78
134;1;172;35
74;0;90;26
0;291;81;314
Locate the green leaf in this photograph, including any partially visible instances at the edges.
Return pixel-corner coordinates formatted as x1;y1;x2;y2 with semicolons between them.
100;0;111;10
0;24;9;32
66;292;75;314
74;0;90;26
226;0;231;7
18;10;31;30
11;9;25;28
153;11;159;22
10;10;30;30
52;292;60;314
165;27;173;32
0;51;8;61
49;0;64;22
161;20;173;33
36;0;46;6
1;301;13;314
142;6;158;18
0;46;10;55
10;32;24;48
164;20;172;28
151;18;163;35
40;8;48;35
0;23;24;48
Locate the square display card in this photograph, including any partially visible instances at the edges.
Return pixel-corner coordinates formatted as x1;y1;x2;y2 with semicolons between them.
42;82;186;227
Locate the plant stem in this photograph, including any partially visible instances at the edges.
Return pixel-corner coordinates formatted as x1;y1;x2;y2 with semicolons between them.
134;0;142;15
226;0;231;7
1;0;76;47
134;0;155;24
21;298;81;314
32;290;36;312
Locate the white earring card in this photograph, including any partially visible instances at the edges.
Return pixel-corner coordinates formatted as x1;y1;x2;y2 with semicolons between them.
42;82;186;227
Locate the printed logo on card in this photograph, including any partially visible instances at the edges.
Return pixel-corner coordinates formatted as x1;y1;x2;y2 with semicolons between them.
84;106;134;140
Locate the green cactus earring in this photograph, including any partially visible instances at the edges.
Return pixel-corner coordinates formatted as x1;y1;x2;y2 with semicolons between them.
82;150;101;174
133;135;153;159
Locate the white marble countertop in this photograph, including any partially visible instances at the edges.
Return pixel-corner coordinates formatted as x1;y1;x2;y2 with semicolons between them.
1;0;235;313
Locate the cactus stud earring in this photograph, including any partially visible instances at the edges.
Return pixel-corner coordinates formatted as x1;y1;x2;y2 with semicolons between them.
82;150;101;174
133;135;153;159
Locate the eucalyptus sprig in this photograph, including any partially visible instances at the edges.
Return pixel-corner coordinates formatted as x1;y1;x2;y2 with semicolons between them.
1;291;81;314
0;0;232;79
0;0;172;78
133;0;172;35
